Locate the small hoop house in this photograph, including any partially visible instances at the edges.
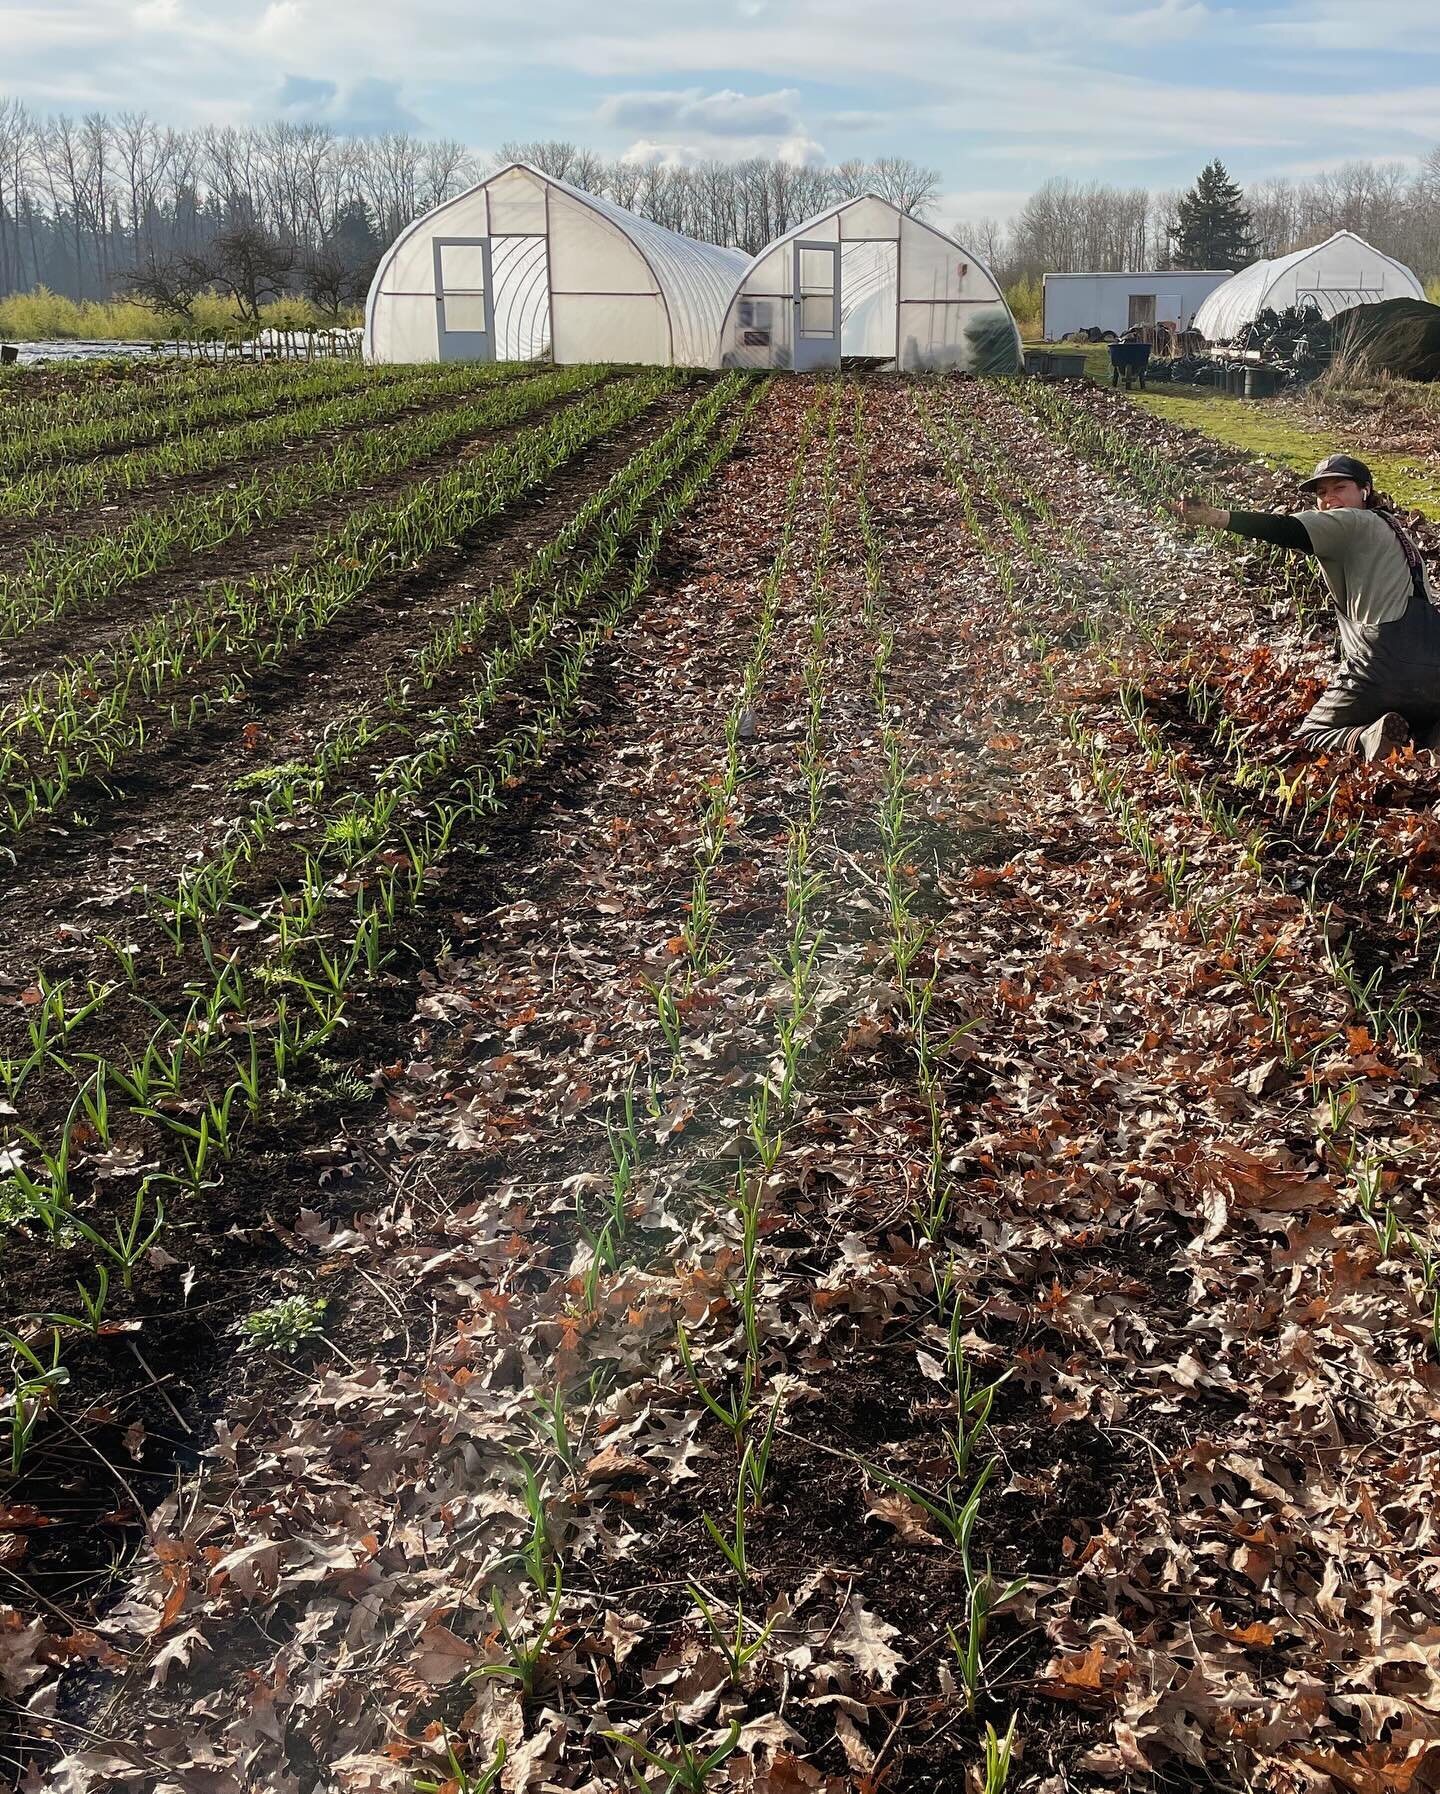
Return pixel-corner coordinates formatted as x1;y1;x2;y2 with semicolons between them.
364;162;747;368
718;196;1020;374
1194;230;1425;342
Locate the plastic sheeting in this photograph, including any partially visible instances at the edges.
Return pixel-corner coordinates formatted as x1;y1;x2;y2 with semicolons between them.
718;195;1020;373
365;162;747;368
1194;231;1424;343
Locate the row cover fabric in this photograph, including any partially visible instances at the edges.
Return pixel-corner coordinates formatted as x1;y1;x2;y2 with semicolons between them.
365;163;747;368
1194;230;1424;343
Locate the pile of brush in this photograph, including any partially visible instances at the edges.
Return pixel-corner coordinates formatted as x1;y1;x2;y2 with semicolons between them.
1330;298;1440;383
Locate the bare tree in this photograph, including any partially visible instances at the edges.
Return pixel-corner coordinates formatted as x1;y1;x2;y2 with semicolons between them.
13;95;1440;310
869;156;940;216
206;222;295;320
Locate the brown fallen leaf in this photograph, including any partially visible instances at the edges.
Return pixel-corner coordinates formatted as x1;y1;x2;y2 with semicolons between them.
830;1595;904;1689
864;1492;941;1547
148;1626;210;1688
585;1444;650;1482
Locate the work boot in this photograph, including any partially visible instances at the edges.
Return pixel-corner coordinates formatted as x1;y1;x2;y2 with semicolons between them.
1355;712;1411;760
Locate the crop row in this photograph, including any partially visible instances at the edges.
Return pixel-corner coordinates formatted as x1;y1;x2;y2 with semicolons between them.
986;383;1440;988
568;387;846;1760
141;372;751;954
0;358;535;520
398;390;838;1791
932;385;1440;1389
0;370;677;837
856;394;1023;1767
6;378;749;1190
1015;379;1330;627
0;371;731;1122
0;361;619;641
0;356;432;476
2;376;759;1472
681;388;826;982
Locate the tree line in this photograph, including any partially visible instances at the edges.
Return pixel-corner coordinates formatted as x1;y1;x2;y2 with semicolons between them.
0;102;940;312
964;151;1440;287
4;93;1440;315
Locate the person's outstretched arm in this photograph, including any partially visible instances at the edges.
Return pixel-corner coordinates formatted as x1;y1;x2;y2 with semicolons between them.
1171;497;1312;552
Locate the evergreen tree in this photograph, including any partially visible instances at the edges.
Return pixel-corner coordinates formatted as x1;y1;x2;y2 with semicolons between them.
1169;160;1260;269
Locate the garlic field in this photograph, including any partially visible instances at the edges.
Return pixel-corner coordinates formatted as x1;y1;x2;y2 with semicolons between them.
2;359;1439;1793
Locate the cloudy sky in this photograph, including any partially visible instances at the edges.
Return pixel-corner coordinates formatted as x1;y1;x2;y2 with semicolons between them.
9;0;1440;224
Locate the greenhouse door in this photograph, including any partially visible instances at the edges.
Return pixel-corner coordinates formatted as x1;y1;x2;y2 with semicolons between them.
434;238;495;362
793;241;840;372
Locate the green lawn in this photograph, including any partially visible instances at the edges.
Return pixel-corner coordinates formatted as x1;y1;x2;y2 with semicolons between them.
1021;341;1440;513
1127;385;1440;514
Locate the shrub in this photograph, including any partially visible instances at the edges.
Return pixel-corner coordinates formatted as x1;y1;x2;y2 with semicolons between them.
0;285;361;342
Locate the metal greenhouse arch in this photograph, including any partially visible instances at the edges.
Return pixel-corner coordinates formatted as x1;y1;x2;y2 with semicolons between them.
717;195;1021;374
364;162;748;368
1194;230;1425;343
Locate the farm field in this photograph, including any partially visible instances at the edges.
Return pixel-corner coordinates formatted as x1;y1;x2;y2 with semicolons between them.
3;362;1440;1792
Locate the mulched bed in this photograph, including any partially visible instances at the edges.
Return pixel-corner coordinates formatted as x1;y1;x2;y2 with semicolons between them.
4;373;1440;1793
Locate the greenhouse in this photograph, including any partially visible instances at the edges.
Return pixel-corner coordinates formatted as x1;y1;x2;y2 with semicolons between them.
364;162;747;368
1194;230;1424;343
718;195;1020;374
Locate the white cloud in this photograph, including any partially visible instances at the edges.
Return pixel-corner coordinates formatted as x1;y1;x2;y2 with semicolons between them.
275;72;423;132
619;128;826;168
6;0;1440;208
258;1;303;39
600;85;802;138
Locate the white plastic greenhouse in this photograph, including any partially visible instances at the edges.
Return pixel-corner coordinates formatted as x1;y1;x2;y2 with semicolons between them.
718;196;1020;373
1194;230;1424;342
364;162;747;368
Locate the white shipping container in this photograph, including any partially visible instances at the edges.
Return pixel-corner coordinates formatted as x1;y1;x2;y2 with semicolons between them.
1042;270;1232;341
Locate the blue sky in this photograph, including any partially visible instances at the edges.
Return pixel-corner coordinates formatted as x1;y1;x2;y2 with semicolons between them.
11;0;1440;225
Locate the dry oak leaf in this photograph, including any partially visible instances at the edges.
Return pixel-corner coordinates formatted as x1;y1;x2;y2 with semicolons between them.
864;1491;942;1547
410;1618;476;1686
1299;1740;1440;1794
831;1595;904;1689
148;1626;210;1688
603;1608;650;1665
585;1444;650;1483
1036;1640;1130;1704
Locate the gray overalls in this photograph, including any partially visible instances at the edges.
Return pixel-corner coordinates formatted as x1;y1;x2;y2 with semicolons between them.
1297;512;1440;753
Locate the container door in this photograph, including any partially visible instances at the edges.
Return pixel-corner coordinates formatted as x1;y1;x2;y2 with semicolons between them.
434;238;495;362
793;240;840;372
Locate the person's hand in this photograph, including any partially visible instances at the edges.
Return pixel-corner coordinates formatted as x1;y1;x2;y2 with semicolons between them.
1170;496;1229;530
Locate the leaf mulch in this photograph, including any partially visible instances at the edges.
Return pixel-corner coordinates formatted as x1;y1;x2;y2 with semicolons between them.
7;374;1440;1793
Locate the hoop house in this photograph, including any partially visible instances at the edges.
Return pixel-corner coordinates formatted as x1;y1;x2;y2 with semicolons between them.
718;196;1020;374
1194;231;1424;342
364;162;747;368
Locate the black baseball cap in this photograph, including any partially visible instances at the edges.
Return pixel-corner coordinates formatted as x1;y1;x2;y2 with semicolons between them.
1300;454;1373;492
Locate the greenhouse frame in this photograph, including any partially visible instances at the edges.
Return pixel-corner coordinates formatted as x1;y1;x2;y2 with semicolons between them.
718;195;1020;374
1194;230;1425;342
363;162;748;368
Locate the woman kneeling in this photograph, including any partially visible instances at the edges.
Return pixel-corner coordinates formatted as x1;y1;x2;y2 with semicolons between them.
1174;454;1440;759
